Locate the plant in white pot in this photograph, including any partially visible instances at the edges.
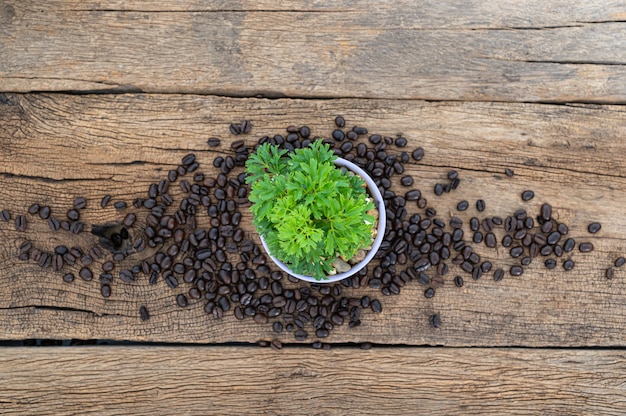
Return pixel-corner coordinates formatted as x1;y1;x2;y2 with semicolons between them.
245;140;386;282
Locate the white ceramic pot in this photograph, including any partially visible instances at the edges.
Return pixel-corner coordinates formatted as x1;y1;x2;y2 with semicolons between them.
258;157;386;283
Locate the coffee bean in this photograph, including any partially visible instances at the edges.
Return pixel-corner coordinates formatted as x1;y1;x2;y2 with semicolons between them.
67;209;79;221
412;148;424;161
176;294;188;308
101;285;111;298
557;223;568;235
493;268;505;281
579;242;594;253
505;168;514;177
434;183;444;196
485;233;496;248
28;203;40;215
427;313;441;329
454;275;464;287
547;231;561;245
615;257;625;268
563;259;575;271
588;222;602;234
123;213;136;227
73;197;87;210
456;200;469;211
424;288;435;299
139;306;150;321
370;299;382;313
521;190;535;201
208;137;221;147
0;210;10;221
119;269;134;283
544;259;557;269
63;273;75;283
334;116;345;127
401;176;414;186
606;267;614;279
15;215;26;232
476;199;485;212
540;203;552;221
563;238;575;252
101;195;111;208
114;201;127;210
510;266;523;276
471;267;482;280
79;267;93;281
510;246;524;258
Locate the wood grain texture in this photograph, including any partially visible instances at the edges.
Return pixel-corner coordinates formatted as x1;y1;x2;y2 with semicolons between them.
0;93;625;346
1;0;625;101
1;346;625;415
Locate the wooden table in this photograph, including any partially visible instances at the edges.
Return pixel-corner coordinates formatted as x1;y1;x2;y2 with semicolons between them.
1;1;626;414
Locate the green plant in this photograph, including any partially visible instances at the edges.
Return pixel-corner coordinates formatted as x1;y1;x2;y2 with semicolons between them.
246;140;376;280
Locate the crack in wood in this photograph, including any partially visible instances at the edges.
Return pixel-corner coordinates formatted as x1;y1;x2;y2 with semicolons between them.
0;304;125;318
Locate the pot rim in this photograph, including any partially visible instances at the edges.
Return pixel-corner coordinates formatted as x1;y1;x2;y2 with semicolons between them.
258;157;387;283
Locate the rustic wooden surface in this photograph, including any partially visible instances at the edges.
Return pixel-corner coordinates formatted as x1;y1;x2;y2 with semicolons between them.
0;94;624;346
1;0;626;102
2;346;626;416
1;0;626;413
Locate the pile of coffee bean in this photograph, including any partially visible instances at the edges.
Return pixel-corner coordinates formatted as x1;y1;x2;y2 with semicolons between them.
8;116;623;341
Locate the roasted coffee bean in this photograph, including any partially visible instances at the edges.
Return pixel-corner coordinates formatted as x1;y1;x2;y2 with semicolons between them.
370;299;382;313
332;129;345;141
510;266;524;276
63;273;75;283
456;200;469;211
557;223;568;235
521;190;534;201
334;116;345;127
401;176;414;186
101;195;111;208
485;233;496;248
165;274;178;288
541;203;552;221
412;148;424;161
588;222;602;234
471;267;482;280
208;137;221;147
114;201;127;210
510;246;524;258
0;210;10;221
473;232;483;244
520;256;532;266
563;259;575;271
544;259;557;269
476;199;485;212
541;220;553;233
615;257;625;268
66;209;79;221
15;215;26;232
434;183;444;196
546;231;562;245
493;268;505;282
504;168;514;177
28;203;40;215
70;221;84;234
101;284;111;298
563;238;575;252
405;190;420;201
429;313;441;328
119;269;134;283
140;305;150;321
424;288;435;299
176;294;188;308
79;267;93;281
606;268;615;279
579;242;594;253
454;275;464;287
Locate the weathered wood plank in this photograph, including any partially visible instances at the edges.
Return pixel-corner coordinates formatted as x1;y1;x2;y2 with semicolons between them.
1;1;625;101
1;346;625;415
0;94;625;346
